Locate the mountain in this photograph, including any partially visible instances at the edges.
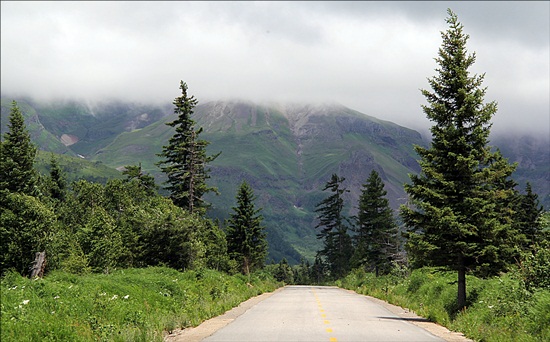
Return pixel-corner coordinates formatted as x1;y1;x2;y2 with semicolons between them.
1;97;548;263
79;100;429;262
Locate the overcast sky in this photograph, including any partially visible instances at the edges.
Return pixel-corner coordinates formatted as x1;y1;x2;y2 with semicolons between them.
1;1;548;134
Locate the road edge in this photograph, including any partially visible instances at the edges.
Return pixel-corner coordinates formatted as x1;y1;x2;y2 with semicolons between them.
342;288;473;342
164;287;285;342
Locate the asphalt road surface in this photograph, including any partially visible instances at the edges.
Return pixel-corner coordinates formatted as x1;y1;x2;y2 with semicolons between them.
202;285;445;342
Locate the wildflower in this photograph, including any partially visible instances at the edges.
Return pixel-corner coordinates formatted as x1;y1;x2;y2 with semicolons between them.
488;305;494;309
123;295;129;299
110;295;118;300
54;296;60;300
172;279;178;282
51;311;55;314
99;292;106;296
21;300;30;305
68;285;73;289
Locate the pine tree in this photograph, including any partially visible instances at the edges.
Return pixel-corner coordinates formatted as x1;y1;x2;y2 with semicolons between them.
0;101;38;196
226;181;267;275
400;9;518;310
315;174;353;279
353;170;399;276
516;182;544;247
157;81;219;214
122;163;157;196
48;154;67;202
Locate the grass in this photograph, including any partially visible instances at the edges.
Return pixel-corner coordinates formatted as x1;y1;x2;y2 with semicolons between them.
1;267;281;342
337;267;550;342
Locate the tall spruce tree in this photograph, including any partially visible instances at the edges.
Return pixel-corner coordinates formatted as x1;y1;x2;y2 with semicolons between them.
516;182;544;247
157;81;219;214
315;174;353;279
226;181;267;275
400;10;518;310
353;170;398;276
0;101;38;196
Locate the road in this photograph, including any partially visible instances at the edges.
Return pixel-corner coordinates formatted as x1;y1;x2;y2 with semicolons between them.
201;286;445;342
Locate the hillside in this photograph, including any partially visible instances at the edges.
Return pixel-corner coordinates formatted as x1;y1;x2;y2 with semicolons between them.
91;100;427;262
1;97;548;262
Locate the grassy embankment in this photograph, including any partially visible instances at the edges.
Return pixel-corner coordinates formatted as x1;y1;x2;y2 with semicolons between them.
337;267;550;342
1;267;280;341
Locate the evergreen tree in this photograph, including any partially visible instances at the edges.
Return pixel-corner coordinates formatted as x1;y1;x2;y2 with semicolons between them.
122;163;157;196
0;101;38;196
516;182;544;247
315;174;353;279
226;181;267;275
400;10;518;310
157;81;219;214
353;170;399;276
47;154;67;202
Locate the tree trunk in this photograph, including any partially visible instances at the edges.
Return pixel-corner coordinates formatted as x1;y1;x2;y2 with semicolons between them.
457;257;466;311
29;251;46;278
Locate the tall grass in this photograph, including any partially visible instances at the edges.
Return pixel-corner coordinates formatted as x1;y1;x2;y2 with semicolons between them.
337;267;550;342
1;267;280;341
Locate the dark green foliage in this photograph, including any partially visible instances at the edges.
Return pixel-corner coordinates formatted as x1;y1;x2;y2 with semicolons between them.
45;153;67;202
400;10;518;310
353;170;399;276
122;163;157;196
0;191;55;275
226;181;267;275
518;241;550;291
0;101;38;196
315;174;353;279
515;182;544;247
157;81;219;214
273;258;294;283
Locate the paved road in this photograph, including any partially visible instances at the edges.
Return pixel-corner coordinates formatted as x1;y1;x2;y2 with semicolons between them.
203;285;444;342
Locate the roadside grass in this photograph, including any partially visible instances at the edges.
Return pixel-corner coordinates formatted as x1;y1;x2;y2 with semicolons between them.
1;267;280;342
337;267;550;342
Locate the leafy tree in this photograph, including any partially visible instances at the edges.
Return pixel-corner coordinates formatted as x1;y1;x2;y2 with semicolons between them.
400;10;518;310
353;170;399;276
157;81;219;214
0;101;38;196
274;258;294;283
0;192;55;275
226;181;267;275
315;174;353;279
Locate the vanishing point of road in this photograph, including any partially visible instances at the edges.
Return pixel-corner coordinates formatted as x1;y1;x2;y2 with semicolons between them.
166;285;472;342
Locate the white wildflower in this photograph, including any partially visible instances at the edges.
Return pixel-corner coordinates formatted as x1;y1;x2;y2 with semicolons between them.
99;292;106;296
68;285;73;289
54;296;60;300
110;295;118;300
21;300;30;305
123;295;129;299
488;305;494;309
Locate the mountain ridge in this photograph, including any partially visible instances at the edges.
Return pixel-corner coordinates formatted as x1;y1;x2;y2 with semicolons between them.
1;97;548;262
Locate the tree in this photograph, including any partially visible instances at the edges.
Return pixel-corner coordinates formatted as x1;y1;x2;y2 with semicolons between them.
47;154;67;202
122;163;157;196
226;181;267;275
0;101;38;196
353;170;399;276
400;9;518;311
315;174;353;279
157;81;220;214
515;182;544;247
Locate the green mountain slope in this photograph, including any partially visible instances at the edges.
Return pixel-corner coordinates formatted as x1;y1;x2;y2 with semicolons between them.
2;96;547;263
92;100;426;262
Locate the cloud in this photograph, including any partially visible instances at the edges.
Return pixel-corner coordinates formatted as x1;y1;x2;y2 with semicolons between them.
1;1;548;134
